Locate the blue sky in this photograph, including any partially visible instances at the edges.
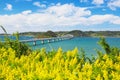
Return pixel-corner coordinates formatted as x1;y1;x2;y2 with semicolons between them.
0;0;120;33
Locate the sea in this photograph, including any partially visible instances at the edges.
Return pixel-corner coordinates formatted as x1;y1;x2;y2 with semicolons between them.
0;35;120;58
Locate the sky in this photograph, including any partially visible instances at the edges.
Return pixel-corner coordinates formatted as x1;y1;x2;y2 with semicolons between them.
0;0;120;33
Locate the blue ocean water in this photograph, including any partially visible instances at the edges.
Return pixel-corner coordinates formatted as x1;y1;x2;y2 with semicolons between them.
0;35;33;41
0;36;120;57
31;37;120;57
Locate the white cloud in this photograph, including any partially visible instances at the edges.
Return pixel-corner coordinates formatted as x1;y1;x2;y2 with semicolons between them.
44;3;91;17
22;10;32;15
111;16;120;24
87;14;120;25
92;0;104;5
0;4;120;33
33;2;46;8
108;0;120;10
4;3;12;11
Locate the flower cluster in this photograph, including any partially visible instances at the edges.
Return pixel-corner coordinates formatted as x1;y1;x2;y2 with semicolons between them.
0;47;120;80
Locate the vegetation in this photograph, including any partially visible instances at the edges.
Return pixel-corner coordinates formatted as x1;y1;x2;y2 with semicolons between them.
85;31;120;37
18;30;120;38
44;30;57;37
19;31;57;38
0;34;120;79
0;26;120;79
0;26;31;58
68;30;84;37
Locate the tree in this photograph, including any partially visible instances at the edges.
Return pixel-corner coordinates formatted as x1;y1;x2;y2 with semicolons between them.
45;30;57;37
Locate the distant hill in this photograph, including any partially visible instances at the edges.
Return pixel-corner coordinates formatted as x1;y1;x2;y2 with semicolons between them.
19;31;57;38
1;30;120;38
20;30;120;38
68;30;84;37
44;31;57;37
85;31;120;37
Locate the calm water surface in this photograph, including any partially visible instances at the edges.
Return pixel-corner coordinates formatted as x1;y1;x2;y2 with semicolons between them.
0;36;120;57
32;37;120;57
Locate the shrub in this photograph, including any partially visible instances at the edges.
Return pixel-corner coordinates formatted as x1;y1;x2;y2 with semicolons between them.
0;25;31;57
0;38;120;79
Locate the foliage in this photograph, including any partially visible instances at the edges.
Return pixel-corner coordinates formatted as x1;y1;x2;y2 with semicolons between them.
0;26;120;79
19;30;120;38
45;30;57;37
98;37;111;54
68;30;84;37
98;37;120;56
0;38;120;79
0;26;31;57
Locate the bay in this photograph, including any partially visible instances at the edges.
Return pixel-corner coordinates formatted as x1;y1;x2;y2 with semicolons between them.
0;35;33;41
32;37;120;57
0;36;120;58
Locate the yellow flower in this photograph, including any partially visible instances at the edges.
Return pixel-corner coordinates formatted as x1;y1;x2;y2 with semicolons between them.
103;70;108;80
96;74;102;80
